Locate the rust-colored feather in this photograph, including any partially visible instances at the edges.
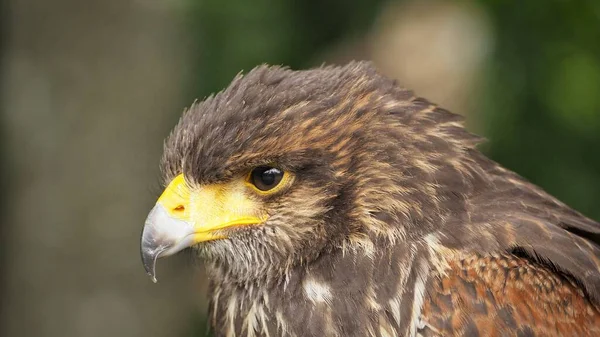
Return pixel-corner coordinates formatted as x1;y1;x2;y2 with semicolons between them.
421;254;600;336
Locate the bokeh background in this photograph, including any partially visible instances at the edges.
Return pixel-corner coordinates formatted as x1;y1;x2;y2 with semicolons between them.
1;0;599;336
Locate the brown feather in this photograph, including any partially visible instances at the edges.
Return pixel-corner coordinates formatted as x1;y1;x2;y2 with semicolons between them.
421;254;600;336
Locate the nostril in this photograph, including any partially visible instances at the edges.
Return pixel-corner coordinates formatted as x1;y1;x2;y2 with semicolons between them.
173;205;185;212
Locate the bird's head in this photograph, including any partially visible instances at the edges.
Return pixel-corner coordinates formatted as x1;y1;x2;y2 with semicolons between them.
141;62;480;284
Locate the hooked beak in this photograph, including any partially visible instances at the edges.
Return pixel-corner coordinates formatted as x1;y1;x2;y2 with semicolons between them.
140;174;266;282
140;203;198;283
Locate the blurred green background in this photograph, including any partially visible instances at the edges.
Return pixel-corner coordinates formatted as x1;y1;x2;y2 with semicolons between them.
1;0;599;336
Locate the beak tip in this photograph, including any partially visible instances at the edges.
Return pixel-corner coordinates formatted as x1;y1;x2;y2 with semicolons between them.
141;203;195;284
141;248;160;283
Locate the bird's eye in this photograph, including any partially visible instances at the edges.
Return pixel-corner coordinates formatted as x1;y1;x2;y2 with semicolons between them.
249;166;285;192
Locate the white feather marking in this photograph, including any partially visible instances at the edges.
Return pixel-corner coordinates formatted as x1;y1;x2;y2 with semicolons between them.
303;277;332;305
225;292;238;337
378;318;395;337
423;232;453;276
388;296;402;325
408;258;429;337
388;244;417;326
242;301;259;337
257;303;271;337
275;311;289;336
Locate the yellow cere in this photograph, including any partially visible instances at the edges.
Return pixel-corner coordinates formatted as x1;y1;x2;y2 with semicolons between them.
157;174;191;219
157;174;268;242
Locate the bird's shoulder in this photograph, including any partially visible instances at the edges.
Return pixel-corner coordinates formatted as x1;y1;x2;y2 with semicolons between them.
419;253;600;337
428;152;600;308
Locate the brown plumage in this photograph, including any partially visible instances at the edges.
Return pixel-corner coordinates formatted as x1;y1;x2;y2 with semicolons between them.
421;254;600;336
141;62;600;336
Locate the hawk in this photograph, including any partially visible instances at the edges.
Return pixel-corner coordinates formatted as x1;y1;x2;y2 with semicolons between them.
140;62;600;336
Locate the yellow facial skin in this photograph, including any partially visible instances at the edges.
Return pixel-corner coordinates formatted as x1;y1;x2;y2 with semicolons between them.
140;171;291;282
158;174;267;242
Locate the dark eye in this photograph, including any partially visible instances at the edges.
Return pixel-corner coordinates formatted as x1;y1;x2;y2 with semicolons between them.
250;166;284;191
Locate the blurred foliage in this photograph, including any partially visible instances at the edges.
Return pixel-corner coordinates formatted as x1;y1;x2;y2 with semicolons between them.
183;0;600;333
183;0;385;101
479;0;600;220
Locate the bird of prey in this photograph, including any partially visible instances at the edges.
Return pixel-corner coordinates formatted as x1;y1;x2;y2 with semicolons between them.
141;62;600;337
